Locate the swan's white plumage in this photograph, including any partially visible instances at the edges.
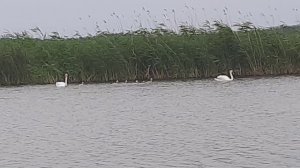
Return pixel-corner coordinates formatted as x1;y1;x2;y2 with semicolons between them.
56;74;68;87
215;70;233;81
79;82;84;86
56;82;66;87
145;78;153;83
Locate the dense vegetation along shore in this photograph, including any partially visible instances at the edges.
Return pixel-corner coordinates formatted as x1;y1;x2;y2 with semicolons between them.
1;22;300;85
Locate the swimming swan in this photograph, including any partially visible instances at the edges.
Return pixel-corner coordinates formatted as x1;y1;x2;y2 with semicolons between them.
145;78;153;83
79;82;84;86
56;74;68;87
215;70;233;81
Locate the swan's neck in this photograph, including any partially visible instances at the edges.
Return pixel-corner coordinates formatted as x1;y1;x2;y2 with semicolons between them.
65;76;68;86
229;71;233;80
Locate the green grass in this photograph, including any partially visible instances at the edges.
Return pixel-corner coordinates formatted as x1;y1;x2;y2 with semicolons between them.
1;22;300;85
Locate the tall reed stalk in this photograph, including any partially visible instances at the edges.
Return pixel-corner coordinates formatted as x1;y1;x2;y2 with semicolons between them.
1;21;300;85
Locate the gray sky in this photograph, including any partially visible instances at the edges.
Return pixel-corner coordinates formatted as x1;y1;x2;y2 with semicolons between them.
1;0;300;36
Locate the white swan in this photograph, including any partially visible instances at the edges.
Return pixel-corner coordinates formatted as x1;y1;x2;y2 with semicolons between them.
56;74;68;87
215;70;233;81
79;82;84;86
145;78;153;83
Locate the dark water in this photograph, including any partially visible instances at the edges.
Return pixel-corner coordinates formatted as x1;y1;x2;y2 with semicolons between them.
0;76;299;168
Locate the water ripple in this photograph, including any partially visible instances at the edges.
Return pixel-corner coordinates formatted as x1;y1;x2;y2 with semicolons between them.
0;77;300;167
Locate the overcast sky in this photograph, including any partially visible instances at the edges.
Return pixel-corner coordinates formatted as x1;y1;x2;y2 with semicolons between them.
1;0;300;36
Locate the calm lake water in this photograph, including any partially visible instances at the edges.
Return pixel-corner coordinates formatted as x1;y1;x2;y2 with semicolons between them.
0;76;299;168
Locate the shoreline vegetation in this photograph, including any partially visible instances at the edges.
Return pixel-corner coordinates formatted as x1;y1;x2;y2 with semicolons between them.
1;21;300;86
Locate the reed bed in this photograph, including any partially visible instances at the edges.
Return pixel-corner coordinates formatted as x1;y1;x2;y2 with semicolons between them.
0;21;300;85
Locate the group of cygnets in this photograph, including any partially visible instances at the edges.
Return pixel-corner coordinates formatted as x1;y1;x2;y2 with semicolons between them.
113;78;153;84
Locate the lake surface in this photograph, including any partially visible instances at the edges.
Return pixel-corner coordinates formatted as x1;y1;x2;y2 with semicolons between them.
0;76;299;168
